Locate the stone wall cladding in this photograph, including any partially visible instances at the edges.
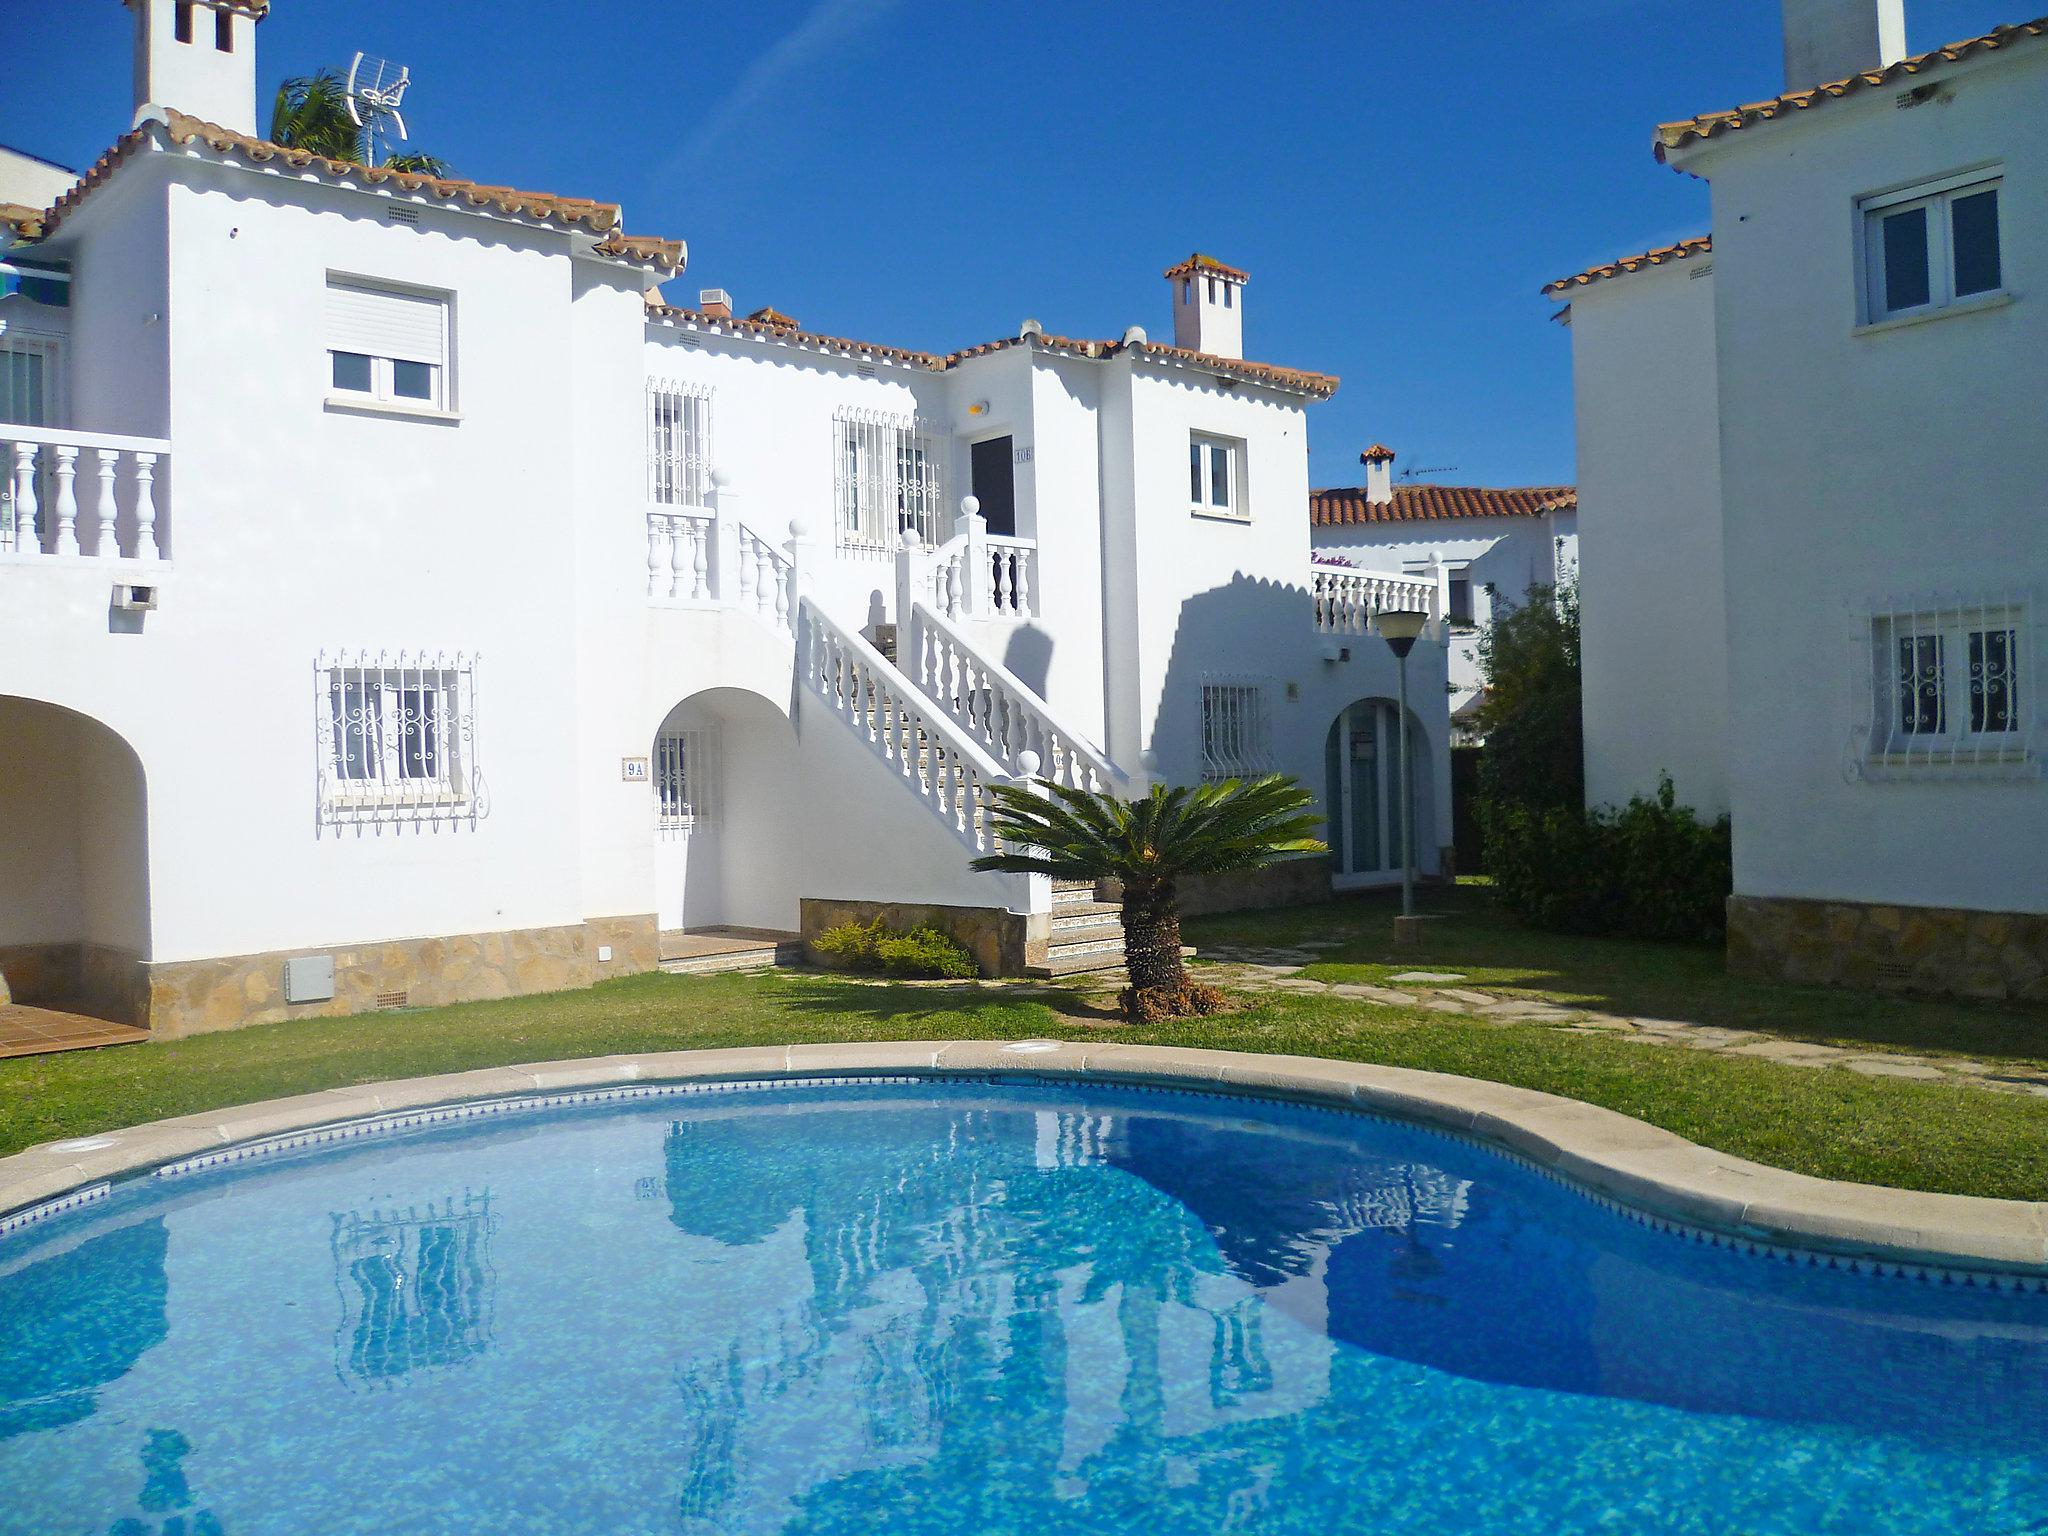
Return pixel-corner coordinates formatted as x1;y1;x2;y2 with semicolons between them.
799;898;1041;977
1175;855;1334;919
1728;894;2048;1003
142;914;661;1039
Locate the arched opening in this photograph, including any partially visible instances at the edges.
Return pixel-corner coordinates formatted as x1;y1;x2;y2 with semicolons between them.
651;687;800;943
1323;698;1434;889
0;696;151;1026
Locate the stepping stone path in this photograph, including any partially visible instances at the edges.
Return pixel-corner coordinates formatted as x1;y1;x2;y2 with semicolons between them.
1181;952;2048;1098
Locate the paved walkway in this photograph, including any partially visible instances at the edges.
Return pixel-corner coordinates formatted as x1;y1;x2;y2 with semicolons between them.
0;1004;150;1060
1190;944;2048;1098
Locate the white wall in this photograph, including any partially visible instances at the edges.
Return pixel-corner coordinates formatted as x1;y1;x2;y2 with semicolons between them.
1564;259;1729;816
1689;45;2047;911
0;146;78;211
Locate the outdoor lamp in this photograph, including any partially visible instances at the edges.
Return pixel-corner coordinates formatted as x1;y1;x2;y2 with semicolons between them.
1372;608;1431;918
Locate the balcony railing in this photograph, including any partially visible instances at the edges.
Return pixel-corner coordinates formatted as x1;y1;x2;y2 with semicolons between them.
2;425;170;563
1310;561;1438;634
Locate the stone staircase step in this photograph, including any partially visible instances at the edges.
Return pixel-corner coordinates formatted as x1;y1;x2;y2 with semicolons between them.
1027;949;1129;979
659;940;805;976
1051;901;1121;930
1046;922;1125;950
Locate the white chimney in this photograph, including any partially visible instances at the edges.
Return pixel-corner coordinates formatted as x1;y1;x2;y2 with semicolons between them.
1362;445;1395;506
1164;253;1246;359
128;0;261;136
1781;0;1906;89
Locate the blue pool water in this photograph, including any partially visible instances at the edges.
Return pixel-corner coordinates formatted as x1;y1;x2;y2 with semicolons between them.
2;1078;2045;1535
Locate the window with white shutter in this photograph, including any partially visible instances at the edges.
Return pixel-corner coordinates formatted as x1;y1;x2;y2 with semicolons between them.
325;276;451;410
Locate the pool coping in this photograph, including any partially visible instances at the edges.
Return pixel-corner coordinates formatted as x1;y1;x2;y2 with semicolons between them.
2;1040;2045;1278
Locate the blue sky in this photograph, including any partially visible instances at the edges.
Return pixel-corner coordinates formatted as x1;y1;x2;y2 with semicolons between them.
1;1;2023;487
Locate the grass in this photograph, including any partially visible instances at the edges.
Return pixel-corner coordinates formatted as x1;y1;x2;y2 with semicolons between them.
1185;882;2048;1069
4;946;2047;1200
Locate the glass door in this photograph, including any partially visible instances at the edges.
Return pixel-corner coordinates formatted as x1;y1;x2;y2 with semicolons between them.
1326;702;1408;883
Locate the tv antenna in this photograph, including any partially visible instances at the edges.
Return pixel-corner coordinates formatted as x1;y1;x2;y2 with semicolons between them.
344;52;411;167
1400;463;1459;480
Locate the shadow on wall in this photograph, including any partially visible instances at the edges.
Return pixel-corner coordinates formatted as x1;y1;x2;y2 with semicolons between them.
1148;572;1316;788
1001;626;1054;697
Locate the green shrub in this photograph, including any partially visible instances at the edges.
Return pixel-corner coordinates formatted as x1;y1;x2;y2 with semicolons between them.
812;918;977;979
1483;777;1731;942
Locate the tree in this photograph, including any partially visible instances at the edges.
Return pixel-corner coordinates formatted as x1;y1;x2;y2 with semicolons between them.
1473;578;1582;813
972;775;1324;1020
269;71;448;177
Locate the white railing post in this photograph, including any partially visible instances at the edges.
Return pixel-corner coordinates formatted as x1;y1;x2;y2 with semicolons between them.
894;528;921;630
50;446;78;556
11;441;39;554
132;453;160;561
787;517;818;608
647;512;669;597
92;449;118;559
710;468;738;605
1426;554;1449;637
959;496;985;618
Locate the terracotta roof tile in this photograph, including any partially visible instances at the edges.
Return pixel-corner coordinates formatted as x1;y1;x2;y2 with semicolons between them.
1543;235;1711;297
0;202;46;240
1162;252;1249;283
745;305;799;329
1656;18;2048;161
1311;483;1576;527
649;305;944;367
21;110;684;270
1361;443;1396;463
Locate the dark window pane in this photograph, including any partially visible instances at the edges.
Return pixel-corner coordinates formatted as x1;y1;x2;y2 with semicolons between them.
1190;442;1203;503
331;351;373;393
174;2;193;43
1449;576;1474;626
1881;206;1931;313
1951;189;2002;297
1897;634;1945;734
215;8;232;50
1210;445;1230;508
1970;628;2018;733
392;360;433;400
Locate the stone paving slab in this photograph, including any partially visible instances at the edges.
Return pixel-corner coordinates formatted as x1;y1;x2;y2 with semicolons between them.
3;1040;2041;1278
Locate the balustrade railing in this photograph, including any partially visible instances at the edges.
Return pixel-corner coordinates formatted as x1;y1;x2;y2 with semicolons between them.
644;472;795;632
903;499;1037;624
797;597;1014;855
909;600;1128;796
647;509;713;601
1;426;170;563
1310;562;1438;634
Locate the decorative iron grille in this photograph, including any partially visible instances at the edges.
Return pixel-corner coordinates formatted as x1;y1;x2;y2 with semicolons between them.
655;727;715;830
647;378;713;508
832;406;949;555
1200;678;1274;782
314;649;485;828
1848;591;2037;781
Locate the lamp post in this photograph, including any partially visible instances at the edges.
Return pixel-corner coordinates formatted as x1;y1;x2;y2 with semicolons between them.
1372;608;1429;919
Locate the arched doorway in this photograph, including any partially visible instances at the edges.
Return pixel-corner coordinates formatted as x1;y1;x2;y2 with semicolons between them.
1323;698;1432;889
0;696;151;1024
651;687;800;937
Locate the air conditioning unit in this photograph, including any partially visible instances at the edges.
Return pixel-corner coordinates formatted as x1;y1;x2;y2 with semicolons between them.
111;583;157;612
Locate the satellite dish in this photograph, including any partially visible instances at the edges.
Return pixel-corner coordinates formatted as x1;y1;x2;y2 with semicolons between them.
344;52;411;166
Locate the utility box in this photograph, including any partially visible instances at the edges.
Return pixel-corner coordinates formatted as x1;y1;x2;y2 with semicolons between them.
283;954;335;1004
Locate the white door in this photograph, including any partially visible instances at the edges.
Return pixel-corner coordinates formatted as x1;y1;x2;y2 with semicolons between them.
653;728;714;931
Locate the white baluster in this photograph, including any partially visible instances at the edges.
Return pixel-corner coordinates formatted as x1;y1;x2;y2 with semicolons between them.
12;441;40;554
647;515;667;597
93;449;119;559
992;549;1012;614
49;446;77;556
755;539;774;621
669;515;690;599
133;453;159;560
690;519;710;599
944;553;963;619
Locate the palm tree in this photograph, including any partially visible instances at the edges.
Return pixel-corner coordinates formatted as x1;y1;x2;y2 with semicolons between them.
972;775;1324;1019
269;71;448;177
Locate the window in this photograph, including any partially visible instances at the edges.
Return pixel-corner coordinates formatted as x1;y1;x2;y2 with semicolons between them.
1222;283;1233;310
647;378;713;507
1858;598;2033;778
0;337;57;426
1201;680;1273;781
655;729;716;830
215;7;233;49
1448;569;1475;628
1181;278;1192;305
1862;171;2003;324
316;652;480;824
1189;432;1246;519
832;407;948;553
325;277;450;411
174;1;194;43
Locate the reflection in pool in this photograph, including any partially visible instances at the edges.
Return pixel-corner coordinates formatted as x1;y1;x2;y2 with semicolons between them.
1;1079;2044;1534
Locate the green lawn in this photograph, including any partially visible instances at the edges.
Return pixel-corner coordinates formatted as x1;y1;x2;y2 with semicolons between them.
1186;883;2048;1069
4;950;2047;1201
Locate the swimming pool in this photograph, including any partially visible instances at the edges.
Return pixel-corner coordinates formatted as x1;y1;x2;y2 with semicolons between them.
2;1075;2043;1534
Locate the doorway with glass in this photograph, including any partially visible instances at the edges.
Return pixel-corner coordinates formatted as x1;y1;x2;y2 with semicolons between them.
1324;699;1427;889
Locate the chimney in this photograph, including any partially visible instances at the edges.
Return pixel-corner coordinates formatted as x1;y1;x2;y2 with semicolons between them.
1781;0;1906;88
1362;445;1395;506
698;288;732;319
1164;253;1246;359
129;0;262;136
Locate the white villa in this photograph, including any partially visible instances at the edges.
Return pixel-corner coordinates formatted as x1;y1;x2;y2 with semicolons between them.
0;0;1456;1036
1553;0;2047;998
1310;447;1577;736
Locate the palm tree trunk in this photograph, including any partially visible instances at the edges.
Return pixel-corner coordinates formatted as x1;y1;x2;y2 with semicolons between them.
1119;876;1187;995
